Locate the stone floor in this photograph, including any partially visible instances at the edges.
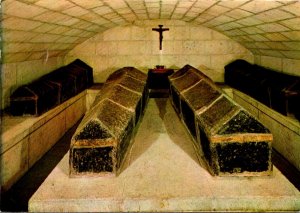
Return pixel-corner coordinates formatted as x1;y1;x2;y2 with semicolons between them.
1;98;300;212
1;121;80;212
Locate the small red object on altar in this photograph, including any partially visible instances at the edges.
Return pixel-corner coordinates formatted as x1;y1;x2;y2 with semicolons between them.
153;65;167;72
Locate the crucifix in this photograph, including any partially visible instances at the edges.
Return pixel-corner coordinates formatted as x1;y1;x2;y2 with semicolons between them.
152;25;169;50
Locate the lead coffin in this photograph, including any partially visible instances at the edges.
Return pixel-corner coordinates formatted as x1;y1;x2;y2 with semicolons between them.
169;65;273;176
224;59;300;120
69;67;148;177
10;59;94;116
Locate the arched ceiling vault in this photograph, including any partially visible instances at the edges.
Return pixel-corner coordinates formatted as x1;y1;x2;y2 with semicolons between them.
2;0;300;63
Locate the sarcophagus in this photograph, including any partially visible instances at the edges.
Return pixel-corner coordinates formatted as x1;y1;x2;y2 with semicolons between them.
68;59;94;87
43;67;78;103
63;64;89;93
10;80;60;116
169;65;273;176
10;59;94;116
69;67;148;177
225;59;300;120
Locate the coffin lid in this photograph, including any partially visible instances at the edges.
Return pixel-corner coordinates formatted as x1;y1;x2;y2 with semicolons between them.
68;59;93;71
74;98;134;142
169;64;212;81
91;68;145;109
183;80;221;111
92;84;141;112
73;67;146;143
10;80;57;99
169;64;272;142
217;110;270;135
107;67;147;83
197;96;239;132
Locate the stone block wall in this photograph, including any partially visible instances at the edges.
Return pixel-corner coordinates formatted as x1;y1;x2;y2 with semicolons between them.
169;65;273;176
254;55;300;77
64;20;253;83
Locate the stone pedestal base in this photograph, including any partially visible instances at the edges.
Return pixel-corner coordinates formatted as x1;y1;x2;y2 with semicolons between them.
29;99;300;212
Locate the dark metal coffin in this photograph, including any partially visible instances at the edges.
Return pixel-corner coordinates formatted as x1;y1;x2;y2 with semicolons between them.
169;65;273;176
69;67;148;177
43;67;78;103
10;80;60;116
225;59;300;120
68;59;94;87
10;59;94;116
70;99;134;175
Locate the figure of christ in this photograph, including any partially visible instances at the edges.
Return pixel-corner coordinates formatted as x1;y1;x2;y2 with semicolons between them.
152;25;169;50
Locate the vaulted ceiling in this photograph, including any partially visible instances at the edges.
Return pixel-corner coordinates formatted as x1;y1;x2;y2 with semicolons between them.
2;0;300;63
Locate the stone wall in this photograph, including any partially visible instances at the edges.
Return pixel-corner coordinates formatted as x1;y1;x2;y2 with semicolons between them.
64;20;253;83
1;57;64;109
254;55;300;77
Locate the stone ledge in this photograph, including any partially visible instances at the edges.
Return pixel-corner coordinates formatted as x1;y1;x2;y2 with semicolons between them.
233;89;300;135
1;91;86;155
1;86;102;191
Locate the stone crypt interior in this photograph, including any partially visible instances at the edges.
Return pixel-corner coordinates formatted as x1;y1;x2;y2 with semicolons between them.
1;0;300;212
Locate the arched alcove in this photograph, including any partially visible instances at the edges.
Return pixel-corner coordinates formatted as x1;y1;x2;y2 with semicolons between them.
65;20;253;82
2;0;300;109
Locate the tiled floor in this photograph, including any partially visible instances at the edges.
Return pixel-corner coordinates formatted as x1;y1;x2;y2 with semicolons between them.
1;99;300;212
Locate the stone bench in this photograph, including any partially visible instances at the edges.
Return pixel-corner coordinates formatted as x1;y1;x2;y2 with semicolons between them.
224;59;300;121
69;67;148;177
169;65;273;176
10;59;93;116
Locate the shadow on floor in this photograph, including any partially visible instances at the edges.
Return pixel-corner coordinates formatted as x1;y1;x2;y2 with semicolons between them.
1;120;81;212
160;98;201;165
272;149;300;191
118;98;162;174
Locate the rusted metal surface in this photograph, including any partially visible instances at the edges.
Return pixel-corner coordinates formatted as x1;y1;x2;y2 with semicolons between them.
169;64;273;176
69;67;148;177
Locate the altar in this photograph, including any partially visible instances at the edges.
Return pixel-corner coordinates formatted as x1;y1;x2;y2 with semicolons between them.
29;99;300;212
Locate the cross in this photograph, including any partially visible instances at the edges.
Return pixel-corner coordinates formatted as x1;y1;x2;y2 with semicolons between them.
152;25;169;50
